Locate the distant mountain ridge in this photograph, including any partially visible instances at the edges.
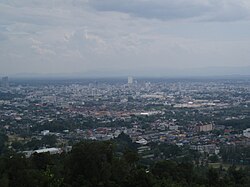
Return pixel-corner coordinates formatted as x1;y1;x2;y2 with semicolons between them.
5;66;250;78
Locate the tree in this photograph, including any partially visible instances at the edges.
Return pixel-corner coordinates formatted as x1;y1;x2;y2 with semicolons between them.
64;141;114;186
11;141;23;151
0;133;8;154
123;149;139;166
152;160;177;179
124;168;154;187
208;155;219;163
31;152;52;170
41;135;57;147
208;168;219;186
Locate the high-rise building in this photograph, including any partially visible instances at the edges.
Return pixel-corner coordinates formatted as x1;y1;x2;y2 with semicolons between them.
1;76;9;88
195;123;213;132
128;76;133;84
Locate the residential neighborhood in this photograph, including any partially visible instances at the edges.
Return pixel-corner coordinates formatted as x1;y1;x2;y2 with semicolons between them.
0;77;249;166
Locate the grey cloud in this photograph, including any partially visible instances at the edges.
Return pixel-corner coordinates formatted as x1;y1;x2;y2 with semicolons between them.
0;5;73;27
0;0;88;8
203;1;248;22
0;33;8;41
0;0;250;75
89;0;250;21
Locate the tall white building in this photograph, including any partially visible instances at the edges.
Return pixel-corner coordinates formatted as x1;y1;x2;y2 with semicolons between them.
1;76;9;88
128;76;133;84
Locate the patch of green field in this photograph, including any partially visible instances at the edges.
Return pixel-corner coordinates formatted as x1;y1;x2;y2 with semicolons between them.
209;163;246;170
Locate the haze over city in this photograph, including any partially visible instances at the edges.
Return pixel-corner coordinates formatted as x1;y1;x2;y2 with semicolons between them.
1;0;250;77
1;1;250;186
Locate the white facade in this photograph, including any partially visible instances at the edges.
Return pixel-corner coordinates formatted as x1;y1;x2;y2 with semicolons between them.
1;76;9;88
34;148;62;154
41;130;50;136
136;138;148;145
243;128;250;138
23;147;62;158
128;76;133;84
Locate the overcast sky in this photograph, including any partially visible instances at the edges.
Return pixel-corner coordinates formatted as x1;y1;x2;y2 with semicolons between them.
0;0;250;77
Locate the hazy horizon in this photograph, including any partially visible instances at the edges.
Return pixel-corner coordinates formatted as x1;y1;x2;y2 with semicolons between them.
2;66;249;79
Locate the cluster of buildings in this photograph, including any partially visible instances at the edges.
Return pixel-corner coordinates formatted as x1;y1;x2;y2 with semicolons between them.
0;77;249;160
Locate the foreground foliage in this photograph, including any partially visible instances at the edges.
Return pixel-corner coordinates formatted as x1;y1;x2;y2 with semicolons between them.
0;141;250;187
